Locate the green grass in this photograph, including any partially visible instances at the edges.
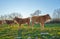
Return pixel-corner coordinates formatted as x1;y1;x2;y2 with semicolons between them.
0;23;60;39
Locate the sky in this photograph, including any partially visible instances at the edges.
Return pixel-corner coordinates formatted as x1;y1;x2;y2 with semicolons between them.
0;0;60;18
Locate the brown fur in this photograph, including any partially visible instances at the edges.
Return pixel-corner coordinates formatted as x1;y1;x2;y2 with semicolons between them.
0;20;3;24
5;20;15;26
13;17;30;28
31;14;51;29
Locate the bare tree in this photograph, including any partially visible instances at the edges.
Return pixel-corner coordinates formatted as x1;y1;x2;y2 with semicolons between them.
31;10;41;16
53;8;60;19
0;12;22;20
8;13;22;19
52;8;60;23
4;15;7;20
0;15;4;20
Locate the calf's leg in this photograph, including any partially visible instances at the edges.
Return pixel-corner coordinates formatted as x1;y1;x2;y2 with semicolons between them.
40;23;44;30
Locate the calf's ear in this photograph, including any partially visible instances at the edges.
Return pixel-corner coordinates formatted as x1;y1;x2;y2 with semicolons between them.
46;14;49;15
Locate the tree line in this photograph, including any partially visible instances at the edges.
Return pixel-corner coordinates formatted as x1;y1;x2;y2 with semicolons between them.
0;8;60;23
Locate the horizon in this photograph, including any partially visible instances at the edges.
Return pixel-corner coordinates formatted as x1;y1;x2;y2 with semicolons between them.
0;0;60;18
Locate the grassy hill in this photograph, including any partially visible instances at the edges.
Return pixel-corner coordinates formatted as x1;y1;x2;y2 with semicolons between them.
0;23;60;39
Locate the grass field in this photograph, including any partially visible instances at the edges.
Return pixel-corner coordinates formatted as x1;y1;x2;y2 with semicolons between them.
0;23;60;39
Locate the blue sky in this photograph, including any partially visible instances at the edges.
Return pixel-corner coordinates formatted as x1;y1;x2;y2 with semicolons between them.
0;0;60;18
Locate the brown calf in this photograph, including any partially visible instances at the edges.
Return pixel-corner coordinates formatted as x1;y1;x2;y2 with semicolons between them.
5;20;16;26
31;14;51;29
13;17;30;28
